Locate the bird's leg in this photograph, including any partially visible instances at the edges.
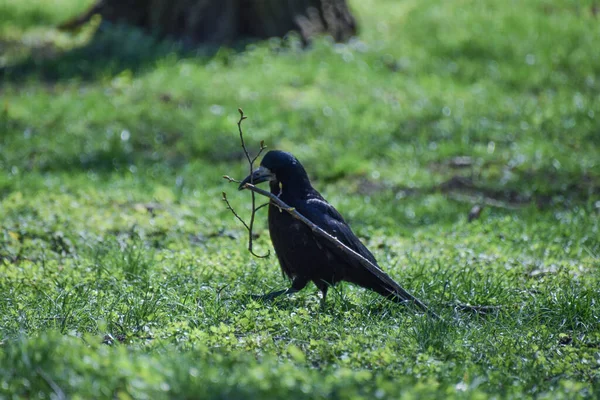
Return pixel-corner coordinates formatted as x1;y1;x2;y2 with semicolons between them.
319;286;329;309
314;280;330;309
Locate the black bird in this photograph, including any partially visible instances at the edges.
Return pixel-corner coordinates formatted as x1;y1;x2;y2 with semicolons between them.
239;150;430;311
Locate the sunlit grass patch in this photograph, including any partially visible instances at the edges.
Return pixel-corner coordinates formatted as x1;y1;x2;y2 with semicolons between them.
1;0;599;398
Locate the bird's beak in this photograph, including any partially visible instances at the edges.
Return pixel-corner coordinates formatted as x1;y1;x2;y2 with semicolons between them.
238;166;275;190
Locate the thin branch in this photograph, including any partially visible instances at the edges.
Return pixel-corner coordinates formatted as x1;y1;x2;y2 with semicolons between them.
254;202;270;213
222;192;249;231
235;181;439;319
223;175;239;183
251;140;268;165
237;108;252;165
223;109;269;259
445;192;525;210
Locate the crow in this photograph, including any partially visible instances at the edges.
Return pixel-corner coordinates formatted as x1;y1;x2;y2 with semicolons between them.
239;150;430;312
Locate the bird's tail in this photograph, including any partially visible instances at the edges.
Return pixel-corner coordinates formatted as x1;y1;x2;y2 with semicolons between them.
365;275;440;319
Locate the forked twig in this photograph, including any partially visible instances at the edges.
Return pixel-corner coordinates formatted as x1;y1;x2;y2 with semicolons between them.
222;192;249;231
221;109;269;258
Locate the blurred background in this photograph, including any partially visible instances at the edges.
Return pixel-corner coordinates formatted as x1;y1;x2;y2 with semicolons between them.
1;0;599;216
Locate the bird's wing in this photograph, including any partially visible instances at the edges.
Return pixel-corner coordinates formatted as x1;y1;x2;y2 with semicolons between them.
298;196;429;309
299;197;379;267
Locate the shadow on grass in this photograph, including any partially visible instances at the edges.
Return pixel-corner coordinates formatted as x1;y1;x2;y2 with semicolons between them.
351;172;599;210
0;22;226;83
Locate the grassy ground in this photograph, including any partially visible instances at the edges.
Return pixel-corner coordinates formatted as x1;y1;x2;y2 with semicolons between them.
1;0;600;398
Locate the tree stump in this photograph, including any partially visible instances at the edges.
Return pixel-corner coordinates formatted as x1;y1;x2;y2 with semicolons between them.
60;0;357;45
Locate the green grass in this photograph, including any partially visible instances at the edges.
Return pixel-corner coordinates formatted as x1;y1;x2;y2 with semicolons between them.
1;0;600;398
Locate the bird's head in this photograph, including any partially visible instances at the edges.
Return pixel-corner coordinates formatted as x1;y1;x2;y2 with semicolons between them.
238;150;310;191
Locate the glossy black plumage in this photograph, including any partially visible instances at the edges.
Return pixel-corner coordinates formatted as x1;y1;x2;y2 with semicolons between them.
239;150;418;305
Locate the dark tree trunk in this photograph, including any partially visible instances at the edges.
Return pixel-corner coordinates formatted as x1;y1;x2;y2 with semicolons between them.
61;0;357;45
